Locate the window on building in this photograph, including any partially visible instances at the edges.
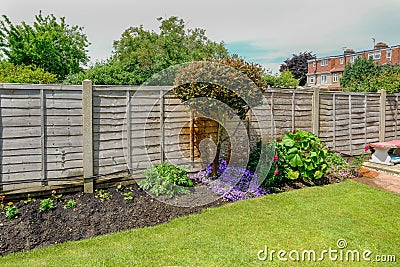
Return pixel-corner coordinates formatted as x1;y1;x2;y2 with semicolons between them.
350;55;358;63
333;73;338;83
312;61;316;67
321;75;327;84
321;59;328;66
310;76;315;84
340;57;344;64
387;50;392;59
374;51;381;60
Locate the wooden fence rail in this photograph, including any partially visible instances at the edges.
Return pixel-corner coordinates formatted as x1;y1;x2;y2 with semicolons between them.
0;82;398;194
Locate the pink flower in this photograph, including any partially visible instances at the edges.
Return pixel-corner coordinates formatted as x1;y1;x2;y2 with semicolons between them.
273;154;279;162
273;168;279;176
364;145;370;152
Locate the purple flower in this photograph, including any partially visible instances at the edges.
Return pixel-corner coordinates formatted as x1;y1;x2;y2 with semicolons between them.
364;145;370;152
274;168;279;176
191;159;269;202
273;154;279;162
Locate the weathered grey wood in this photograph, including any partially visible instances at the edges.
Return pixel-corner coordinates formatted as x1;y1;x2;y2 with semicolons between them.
82;80;94;193
333;93;336;150
348;95;353;155
270;92;275;139
312;88;320;135
40;89;48;186
379;90;387;142
160;90;165;163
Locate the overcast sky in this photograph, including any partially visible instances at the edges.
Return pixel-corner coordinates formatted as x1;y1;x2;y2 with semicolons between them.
2;0;400;73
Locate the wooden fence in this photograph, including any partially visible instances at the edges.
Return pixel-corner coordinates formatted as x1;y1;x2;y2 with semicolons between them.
0;82;398;194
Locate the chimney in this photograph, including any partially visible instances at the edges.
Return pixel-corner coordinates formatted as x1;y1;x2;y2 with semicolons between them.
375;42;389;49
344;48;355;54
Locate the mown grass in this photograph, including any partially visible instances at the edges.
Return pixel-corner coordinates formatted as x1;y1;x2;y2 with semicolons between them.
1;180;399;266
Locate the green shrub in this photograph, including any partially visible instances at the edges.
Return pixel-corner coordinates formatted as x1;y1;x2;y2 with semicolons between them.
63;61;140;85
138;162;193;198
0;61;58;84
273;130;329;181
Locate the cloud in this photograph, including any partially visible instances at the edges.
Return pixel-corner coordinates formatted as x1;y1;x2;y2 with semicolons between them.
2;0;400;74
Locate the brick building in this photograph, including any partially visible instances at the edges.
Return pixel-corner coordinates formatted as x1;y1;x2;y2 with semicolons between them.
306;42;400;89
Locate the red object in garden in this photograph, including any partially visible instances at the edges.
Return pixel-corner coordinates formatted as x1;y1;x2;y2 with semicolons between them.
369;140;400;149
369;140;400;165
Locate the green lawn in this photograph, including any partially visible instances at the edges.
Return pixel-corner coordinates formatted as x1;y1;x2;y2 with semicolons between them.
1;180;399;266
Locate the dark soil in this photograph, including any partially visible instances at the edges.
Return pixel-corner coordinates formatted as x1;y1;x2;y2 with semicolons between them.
0;175;344;257
0;183;225;257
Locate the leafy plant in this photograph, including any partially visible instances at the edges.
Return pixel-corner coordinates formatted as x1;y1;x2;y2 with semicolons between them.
39;198;55;213
4;203;19;220
51;190;63;201
23;194;36;204
247;141;281;187
273;130;329;181
326;151;360;180
123;192;134;200
95;189;112;201
138;163;193;198
64;200;77;209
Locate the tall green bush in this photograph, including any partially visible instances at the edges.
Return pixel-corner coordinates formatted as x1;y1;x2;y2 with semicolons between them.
0;12;90;80
0;61;57;84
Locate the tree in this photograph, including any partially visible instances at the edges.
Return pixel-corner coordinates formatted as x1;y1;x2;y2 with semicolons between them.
340;57;381;92
341;57;400;93
280;52;315;86
65;16;228;85
263;70;299;88
173;55;267;176
0;11;90;80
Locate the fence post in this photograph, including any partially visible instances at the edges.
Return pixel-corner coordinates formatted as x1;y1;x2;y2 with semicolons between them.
379;89;387;142
312;87;320;136
160;89;165;163
82;80;94;193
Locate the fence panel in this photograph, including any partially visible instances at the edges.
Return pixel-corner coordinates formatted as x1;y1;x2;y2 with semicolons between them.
0;83;397;193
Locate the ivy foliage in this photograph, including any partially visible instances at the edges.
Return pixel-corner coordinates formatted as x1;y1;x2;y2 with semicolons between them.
0;11;90;80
